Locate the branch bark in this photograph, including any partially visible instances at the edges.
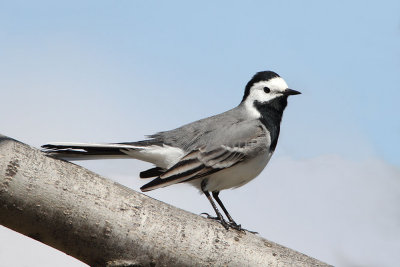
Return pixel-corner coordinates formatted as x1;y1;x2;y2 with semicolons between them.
0;134;330;267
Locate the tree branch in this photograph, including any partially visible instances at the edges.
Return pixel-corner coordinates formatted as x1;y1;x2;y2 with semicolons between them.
0;134;330;266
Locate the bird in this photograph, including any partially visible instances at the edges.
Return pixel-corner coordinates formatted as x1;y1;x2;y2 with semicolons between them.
42;71;301;231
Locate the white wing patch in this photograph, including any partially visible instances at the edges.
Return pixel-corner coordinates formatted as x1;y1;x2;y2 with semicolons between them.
121;144;184;169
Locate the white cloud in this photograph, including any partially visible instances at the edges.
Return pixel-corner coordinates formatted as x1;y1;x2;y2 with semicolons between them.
255;155;400;266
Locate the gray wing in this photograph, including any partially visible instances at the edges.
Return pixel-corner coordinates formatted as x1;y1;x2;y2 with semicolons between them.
147;106;266;151
140;120;269;192
140;146;245;191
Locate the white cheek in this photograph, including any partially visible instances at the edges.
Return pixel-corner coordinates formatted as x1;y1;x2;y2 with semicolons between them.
250;90;278;103
243;90;279;118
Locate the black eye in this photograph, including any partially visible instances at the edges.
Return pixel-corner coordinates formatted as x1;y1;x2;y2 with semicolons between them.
263;87;271;93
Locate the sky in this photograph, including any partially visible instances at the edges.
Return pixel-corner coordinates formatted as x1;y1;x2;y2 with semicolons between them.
0;1;399;266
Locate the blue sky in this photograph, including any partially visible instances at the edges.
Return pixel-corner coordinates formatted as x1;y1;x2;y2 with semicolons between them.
1;1;400;266
1;1;399;165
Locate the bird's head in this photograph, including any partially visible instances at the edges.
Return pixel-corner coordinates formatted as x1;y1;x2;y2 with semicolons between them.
241;71;300;118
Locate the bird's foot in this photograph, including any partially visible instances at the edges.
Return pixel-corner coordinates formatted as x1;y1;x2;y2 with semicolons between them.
227;221;258;234
241;228;258;234
228;221;243;231
200;214;258;233
201;213;230;230
200;212;218;220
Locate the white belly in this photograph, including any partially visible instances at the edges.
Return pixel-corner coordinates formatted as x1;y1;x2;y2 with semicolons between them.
191;152;273;192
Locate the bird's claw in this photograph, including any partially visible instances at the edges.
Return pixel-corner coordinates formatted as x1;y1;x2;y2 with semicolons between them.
200;213;230;229
228;221;243;231
201;213;258;232
201;212;219;220
200;212;257;233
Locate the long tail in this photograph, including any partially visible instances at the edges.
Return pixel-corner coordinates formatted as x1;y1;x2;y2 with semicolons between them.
41;140;183;173
41;142;139;161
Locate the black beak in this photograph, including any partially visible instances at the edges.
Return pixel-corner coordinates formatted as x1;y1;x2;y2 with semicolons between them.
283;88;301;96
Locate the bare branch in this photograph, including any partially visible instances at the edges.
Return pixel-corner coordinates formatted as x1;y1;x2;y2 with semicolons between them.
0;134;330;266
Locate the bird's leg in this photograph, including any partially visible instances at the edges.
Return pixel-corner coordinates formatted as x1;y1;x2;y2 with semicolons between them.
212;191;258;234
212;191;241;230
201;181;229;230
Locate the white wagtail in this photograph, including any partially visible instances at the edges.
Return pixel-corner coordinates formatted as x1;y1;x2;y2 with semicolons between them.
42;71;300;231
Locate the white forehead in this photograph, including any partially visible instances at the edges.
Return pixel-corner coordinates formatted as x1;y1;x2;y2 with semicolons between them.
252;77;288;91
